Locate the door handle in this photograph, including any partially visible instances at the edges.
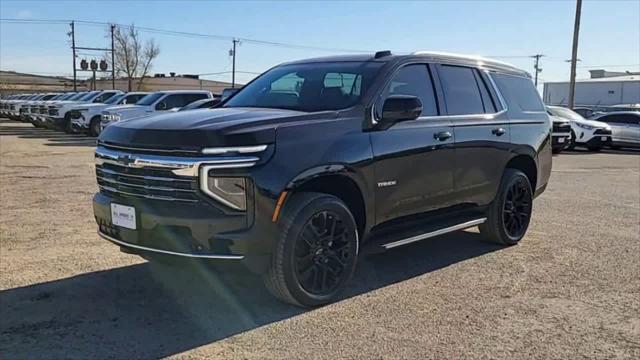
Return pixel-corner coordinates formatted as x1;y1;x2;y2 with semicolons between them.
434;131;452;141
492;128;506;136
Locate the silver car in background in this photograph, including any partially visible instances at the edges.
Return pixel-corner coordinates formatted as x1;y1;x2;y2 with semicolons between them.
590;111;640;149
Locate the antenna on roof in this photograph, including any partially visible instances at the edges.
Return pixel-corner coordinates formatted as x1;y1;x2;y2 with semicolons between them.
374;50;392;59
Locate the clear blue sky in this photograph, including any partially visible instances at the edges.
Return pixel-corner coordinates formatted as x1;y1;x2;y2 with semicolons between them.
1;0;638;88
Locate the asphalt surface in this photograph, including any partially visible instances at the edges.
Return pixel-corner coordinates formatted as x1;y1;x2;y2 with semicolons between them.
1;119;639;359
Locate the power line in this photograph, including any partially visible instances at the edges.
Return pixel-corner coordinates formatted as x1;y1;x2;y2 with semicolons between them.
1;18;372;53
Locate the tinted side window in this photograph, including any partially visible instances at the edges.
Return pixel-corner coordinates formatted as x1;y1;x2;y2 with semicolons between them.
599;114;637;124
492;73;544;112
161;94;206;109
379;64;438;117
125;94;146;104
439;65;485;115
185;94;208;104
473;71;497;113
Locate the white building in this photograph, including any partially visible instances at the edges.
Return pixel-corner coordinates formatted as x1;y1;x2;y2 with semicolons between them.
543;70;640;107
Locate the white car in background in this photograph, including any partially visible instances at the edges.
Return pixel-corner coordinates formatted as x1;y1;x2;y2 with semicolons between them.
100;90;213;130
47;90;122;131
68;92;149;136
546;105;612;151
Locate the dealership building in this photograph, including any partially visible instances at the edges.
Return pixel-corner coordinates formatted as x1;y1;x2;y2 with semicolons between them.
543;69;640;107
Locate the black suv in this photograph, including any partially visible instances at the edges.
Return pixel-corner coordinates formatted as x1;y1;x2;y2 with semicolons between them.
93;51;552;307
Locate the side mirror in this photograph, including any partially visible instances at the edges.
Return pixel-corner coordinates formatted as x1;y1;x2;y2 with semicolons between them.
221;88;239;100
156;101;167;110
379;95;422;127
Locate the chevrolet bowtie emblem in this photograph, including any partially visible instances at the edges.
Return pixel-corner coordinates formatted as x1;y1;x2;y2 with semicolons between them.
116;154;137;167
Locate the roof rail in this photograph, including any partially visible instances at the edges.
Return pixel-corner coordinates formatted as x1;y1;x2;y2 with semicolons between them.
411;51;516;68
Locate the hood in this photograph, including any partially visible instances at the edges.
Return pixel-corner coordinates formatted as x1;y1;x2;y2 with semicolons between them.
70;103;109;111
572;117;609;128
99;107;334;150
103;104;147;116
55;100;87;107
550;115;570;125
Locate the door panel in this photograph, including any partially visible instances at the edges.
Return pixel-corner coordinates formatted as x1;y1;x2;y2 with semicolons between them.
371;118;455;223
452;117;511;205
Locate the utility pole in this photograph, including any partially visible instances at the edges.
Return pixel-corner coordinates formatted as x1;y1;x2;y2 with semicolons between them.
70;21;77;91
532;54;544;87
231;39;239;88
111;24;116;90
568;0;583;109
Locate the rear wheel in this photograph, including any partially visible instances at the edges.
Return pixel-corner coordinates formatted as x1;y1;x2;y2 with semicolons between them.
263;192;359;307
480;169;533;245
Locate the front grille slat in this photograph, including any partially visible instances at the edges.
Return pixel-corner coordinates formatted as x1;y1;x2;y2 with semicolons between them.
99;185;199;203
96;163;200;203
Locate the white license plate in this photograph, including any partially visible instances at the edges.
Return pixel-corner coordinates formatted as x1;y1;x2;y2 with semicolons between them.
601;136;608;141
558;137;565;143
111;203;136;230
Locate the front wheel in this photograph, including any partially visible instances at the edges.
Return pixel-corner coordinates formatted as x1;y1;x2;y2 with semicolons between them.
566;130;577;150
263;192;359;307
480;169;533;245
89;116;101;137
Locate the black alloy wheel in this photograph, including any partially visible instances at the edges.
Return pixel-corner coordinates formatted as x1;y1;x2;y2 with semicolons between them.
294;210;355;295
263;192;359;307
479;169;533;245
502;177;532;239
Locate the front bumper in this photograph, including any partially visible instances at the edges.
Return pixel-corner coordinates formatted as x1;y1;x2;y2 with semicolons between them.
552;133;571;150
91;145;278;272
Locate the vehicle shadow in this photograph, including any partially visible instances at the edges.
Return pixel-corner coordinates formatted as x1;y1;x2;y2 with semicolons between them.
562;147;640;156
0;119;96;147
0;231;500;359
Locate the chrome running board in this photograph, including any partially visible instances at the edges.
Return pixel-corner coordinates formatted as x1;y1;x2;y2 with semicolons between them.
382;218;487;249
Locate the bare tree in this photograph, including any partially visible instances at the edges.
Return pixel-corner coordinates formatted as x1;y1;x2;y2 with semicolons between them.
110;25;160;91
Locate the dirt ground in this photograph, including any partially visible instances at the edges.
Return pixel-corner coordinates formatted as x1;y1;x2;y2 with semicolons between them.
1;119;639;359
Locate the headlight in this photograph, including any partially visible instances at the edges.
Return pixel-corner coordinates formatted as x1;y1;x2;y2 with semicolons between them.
202;176;247;211
576;123;594;130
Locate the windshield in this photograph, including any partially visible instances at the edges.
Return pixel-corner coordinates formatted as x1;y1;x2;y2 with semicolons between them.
60;93;78;100
224;61;384;112
547;106;585;121
104;94;125;105
67;92;87;101
79;91;100;101
136;92;165;106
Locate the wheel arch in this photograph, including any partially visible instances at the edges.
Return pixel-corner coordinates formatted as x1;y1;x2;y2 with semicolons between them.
505;153;537;191
285;166;370;238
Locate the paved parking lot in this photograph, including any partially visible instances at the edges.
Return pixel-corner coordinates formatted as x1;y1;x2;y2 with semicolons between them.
1;118;639;359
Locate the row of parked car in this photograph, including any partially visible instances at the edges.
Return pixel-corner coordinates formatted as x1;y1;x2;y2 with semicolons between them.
548;104;640;153
0;90;222;136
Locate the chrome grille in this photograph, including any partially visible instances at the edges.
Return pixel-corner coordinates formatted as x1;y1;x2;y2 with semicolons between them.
39;105;48;114
552;122;571;133
96;163;200;203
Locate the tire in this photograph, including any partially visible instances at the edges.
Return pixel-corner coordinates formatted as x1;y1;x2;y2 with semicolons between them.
89;116;101;137
566;130;577;150
552;147;562;154
263;192;359;307
64;114;73;133
479;169;533;246
587;145;602;152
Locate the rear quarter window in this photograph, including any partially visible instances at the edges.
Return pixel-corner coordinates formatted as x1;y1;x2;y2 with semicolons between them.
492;73;544;113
